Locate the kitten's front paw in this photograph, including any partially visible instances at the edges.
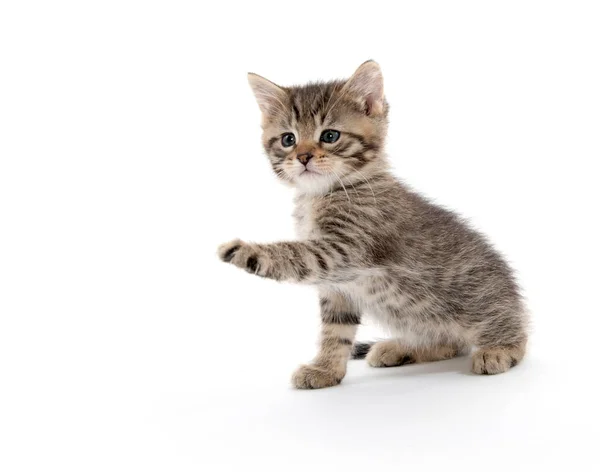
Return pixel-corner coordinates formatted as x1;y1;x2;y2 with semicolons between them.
218;239;245;263
217;239;269;276
291;365;342;389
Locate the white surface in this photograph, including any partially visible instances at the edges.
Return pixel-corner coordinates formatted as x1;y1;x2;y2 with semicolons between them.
1;1;599;471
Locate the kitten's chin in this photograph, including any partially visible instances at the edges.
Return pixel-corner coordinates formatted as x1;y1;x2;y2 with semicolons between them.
293;171;333;195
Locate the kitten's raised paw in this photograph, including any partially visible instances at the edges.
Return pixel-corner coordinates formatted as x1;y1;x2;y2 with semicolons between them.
471;347;521;375
217;239;269;276
217;239;244;262
366;340;415;367
292;365;342;389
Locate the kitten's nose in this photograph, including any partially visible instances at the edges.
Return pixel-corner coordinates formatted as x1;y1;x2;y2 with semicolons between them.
297;152;313;165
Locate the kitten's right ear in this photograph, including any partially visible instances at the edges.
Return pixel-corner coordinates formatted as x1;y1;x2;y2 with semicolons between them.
247;73;287;117
342;60;385;116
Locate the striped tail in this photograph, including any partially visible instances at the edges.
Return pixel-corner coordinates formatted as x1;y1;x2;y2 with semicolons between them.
351;341;375;359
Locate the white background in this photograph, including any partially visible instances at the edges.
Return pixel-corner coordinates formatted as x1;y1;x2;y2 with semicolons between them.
1;1;599;471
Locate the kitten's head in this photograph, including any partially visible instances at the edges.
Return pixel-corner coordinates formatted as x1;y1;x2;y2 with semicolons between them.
248;61;388;194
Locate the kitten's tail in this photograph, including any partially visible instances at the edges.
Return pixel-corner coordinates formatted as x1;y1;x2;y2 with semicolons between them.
351;341;375;359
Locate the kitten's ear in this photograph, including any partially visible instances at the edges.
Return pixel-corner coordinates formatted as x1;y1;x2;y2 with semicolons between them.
342;60;385;116
247;73;287;117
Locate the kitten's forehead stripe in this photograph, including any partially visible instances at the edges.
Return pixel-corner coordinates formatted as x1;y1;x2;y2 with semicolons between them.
291;101;301;123
288;81;343;125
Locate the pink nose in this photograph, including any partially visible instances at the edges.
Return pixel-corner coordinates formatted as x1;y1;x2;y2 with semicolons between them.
297;152;313;165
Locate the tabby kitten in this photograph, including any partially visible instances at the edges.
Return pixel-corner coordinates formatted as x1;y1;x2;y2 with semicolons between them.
218;61;528;389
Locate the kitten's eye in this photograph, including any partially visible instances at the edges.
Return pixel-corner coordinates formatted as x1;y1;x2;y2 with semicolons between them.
320;129;340;144
281;133;296;147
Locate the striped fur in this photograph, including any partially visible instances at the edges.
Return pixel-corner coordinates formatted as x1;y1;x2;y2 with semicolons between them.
218;61;528;388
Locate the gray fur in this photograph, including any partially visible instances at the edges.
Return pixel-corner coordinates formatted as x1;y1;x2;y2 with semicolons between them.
219;61;528;387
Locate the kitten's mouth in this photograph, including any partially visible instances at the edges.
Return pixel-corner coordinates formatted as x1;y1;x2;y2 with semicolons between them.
299;168;321;177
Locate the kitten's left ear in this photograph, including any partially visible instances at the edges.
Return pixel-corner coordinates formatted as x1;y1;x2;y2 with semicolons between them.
342;60;385;116
247;72;288;117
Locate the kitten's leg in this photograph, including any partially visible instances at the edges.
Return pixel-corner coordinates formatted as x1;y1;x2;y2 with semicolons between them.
471;310;528;374
292;291;360;389
218;239;361;283
366;340;463;367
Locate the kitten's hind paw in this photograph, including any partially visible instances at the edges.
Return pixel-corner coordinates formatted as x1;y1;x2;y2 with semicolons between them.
366;340;415;367
471;346;524;375
291;365;343;389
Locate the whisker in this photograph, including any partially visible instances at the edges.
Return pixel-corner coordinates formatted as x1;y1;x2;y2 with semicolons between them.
274;169;291;182
353;169;378;205
329;168;352;210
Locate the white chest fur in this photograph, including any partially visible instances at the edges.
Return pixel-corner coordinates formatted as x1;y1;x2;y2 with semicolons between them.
293;195;319;240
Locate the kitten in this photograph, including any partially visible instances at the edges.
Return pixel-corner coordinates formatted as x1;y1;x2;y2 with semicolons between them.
218;61;528;389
